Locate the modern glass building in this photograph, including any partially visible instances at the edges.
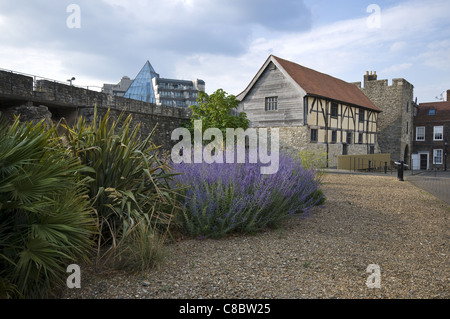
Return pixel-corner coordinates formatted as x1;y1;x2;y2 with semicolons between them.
123;61;160;103
122;60;205;107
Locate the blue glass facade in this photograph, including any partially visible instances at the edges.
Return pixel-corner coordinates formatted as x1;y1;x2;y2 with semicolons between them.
124;61;159;103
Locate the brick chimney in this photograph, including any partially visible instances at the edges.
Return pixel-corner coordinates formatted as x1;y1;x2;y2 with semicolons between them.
364;71;378;85
447;89;450;102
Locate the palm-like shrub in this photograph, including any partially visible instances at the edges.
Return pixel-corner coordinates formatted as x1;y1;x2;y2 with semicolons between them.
60;108;181;270
0;118;96;298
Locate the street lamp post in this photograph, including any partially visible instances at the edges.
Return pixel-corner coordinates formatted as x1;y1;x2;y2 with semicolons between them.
445;139;448;171
67;77;76;86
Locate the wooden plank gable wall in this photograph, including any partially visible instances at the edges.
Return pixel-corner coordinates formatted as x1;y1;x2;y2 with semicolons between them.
240;62;304;127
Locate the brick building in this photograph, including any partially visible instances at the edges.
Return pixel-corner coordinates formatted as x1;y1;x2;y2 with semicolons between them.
412;90;450;171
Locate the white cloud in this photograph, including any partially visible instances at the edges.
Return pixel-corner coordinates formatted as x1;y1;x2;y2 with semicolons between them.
390;42;407;52
381;63;413;74
420;40;450;69
178;0;450;100
0;0;449;102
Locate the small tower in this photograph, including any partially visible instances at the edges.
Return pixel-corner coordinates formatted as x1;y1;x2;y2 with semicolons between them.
356;72;414;166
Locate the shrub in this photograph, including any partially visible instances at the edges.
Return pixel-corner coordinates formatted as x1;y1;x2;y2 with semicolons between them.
0;118;96;298
172;153;324;238
59;108;181;270
295;150;328;170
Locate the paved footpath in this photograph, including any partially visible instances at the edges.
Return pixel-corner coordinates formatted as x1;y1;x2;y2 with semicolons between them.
405;170;450;205
325;169;450;205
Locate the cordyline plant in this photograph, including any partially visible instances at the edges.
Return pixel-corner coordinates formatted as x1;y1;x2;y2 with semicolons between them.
0;117;96;298
59;107;182;270
172;152;325;239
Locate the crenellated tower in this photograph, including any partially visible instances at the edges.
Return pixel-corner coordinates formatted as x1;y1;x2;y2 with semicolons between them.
353;71;414;166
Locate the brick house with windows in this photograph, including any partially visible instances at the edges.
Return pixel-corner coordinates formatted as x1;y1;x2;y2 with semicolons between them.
412;90;450;171
236;55;382;167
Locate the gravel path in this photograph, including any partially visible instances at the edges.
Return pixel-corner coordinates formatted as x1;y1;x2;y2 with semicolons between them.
62;173;449;299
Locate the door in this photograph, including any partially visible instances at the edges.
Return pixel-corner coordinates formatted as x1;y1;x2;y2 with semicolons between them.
420;154;428;170
412;154;420;170
343;144;348;155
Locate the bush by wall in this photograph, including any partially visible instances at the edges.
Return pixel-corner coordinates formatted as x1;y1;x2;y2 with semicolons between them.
0;118;96;298
173;153;324;238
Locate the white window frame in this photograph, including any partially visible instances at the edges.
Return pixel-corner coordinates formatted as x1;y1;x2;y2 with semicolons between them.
416;126;425;141
433;126;443;141
433;149;443;165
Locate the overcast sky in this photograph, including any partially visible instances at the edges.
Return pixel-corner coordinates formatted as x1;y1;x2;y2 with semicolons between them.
0;0;449;103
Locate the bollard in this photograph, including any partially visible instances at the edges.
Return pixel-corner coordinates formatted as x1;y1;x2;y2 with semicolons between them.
395;160;404;181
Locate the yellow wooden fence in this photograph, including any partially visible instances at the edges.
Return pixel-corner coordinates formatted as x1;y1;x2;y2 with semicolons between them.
338;154;391;171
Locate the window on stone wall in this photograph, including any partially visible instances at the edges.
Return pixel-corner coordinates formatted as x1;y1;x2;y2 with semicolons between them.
416;127;425;141
346;132;353;144
433;149;443;165
331;130;337;143
311;129;318;143
265;97;278;111
433;126;443;141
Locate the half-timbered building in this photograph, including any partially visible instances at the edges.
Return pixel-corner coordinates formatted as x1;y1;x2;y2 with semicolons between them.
236;55;382;167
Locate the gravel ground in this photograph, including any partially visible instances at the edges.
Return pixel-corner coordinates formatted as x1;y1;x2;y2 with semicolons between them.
62;173;449;299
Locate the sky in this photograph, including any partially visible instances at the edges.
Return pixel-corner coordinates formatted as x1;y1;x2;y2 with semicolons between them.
0;0;449;103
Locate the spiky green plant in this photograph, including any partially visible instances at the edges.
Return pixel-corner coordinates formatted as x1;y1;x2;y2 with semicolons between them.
0;117;96;298
59;107;181;269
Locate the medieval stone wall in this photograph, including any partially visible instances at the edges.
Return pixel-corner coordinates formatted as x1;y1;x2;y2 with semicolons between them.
0;71;191;151
354;74;414;165
0;71;33;97
77;106;190;150
265;126;371;167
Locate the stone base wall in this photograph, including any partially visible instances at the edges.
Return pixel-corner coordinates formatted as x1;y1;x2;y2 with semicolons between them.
1;104;53;127
0;103;190;152
262;126;377;167
77;106;190;151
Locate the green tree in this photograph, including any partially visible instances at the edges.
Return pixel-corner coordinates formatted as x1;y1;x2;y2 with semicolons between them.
188;89;249;135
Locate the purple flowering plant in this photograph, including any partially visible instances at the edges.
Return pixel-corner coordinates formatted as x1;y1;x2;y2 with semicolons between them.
171;151;325;238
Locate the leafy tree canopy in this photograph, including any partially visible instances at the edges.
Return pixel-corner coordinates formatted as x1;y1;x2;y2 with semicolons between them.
188;89;249;134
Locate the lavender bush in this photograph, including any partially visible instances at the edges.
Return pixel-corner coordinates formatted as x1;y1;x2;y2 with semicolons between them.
172;153;324;238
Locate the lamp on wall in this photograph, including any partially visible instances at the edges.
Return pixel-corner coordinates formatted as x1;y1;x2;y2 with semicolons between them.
67;77;76;86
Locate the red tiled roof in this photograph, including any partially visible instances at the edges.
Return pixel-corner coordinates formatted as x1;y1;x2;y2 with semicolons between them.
417;101;450;117
272;56;381;112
